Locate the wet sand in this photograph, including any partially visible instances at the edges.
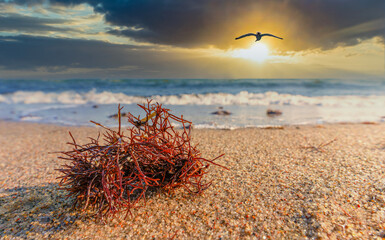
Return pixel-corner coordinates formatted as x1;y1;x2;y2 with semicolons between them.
0;121;384;239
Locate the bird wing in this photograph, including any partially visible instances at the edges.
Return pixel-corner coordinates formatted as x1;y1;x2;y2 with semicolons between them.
235;33;256;40
260;33;283;40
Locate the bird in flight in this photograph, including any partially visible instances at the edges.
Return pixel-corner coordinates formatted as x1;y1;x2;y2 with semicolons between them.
235;32;283;41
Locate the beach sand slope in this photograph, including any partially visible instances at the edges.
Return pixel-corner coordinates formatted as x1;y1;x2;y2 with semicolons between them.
0;122;384;239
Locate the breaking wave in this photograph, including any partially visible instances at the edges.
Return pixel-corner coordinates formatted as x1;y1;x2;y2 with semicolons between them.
1;90;385;107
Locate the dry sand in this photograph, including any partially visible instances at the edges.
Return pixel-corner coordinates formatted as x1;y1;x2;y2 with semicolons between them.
0;121;384;239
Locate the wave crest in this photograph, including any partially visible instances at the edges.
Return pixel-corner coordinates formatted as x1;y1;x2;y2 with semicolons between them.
1;90;385;107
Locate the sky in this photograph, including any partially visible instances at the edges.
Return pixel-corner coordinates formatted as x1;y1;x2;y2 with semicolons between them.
0;0;384;79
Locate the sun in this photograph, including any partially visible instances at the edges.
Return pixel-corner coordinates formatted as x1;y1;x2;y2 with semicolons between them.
229;43;270;63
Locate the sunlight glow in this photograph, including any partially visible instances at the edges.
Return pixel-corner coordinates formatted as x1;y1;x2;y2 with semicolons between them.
229;43;270;62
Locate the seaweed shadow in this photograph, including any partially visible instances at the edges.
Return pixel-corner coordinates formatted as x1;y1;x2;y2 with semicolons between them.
0;183;89;239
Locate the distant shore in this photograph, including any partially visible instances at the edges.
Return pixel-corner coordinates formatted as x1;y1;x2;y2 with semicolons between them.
0;121;384;239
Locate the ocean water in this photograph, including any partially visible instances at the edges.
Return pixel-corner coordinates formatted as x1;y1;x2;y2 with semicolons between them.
1;78;385;129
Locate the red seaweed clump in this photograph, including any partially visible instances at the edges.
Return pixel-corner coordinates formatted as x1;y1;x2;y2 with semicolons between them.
57;100;225;219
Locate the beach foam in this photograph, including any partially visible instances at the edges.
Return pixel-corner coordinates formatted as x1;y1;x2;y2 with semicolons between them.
1;90;385;107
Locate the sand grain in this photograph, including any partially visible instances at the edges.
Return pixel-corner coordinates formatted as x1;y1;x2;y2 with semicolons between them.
0;122;384;239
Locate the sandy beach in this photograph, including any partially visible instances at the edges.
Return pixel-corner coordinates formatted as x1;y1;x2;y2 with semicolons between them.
0;121;384;239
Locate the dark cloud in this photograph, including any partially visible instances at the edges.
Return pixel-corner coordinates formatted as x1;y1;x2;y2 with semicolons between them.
0;35;146;70
0;13;72;33
47;0;385;51
283;0;385;49
0;35;241;79
0;35;221;77
2;0;384;51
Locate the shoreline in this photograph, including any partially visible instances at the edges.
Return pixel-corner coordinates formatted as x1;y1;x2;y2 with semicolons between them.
0;117;384;130
0;121;384;239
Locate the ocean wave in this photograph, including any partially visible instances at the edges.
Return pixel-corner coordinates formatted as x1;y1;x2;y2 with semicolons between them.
1;90;385;107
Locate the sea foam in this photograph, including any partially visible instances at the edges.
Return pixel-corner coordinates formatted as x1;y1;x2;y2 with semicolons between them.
1;90;385;107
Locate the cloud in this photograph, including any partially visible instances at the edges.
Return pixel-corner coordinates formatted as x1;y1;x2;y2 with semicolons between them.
0;35;217;74
0;35;143;70
0;35;383;80
0;0;383;79
0;13;72;33
45;0;385;51
2;0;384;51
0;34;254;79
